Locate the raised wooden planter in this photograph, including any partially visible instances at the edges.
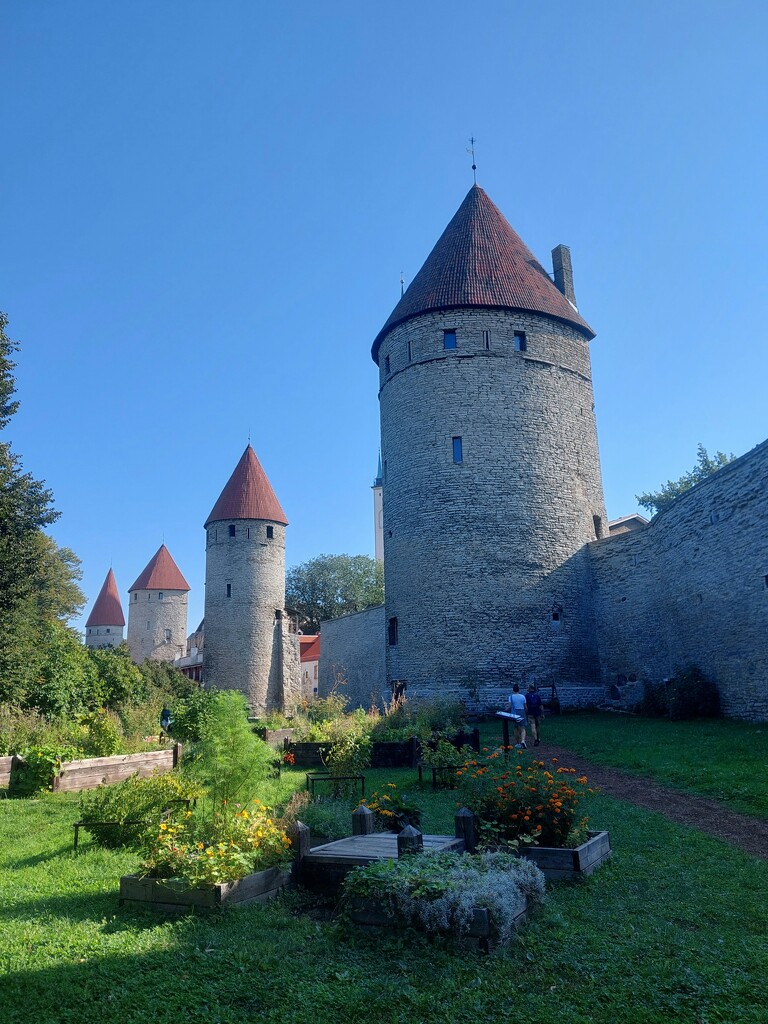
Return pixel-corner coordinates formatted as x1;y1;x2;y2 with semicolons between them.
259;728;295;748
1;746;182;795
519;830;611;881
119;865;291;913
345;892;528;950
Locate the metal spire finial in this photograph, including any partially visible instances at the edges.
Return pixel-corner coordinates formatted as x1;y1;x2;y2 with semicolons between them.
467;136;477;184
400;270;405;297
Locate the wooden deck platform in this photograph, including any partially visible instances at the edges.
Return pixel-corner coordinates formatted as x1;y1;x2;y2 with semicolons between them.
300;832;465;893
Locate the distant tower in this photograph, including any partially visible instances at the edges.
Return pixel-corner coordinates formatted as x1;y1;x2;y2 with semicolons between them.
126;545;190;663
372;453;384;564
203;445;300;714
85;568;125;648
372;185;607;702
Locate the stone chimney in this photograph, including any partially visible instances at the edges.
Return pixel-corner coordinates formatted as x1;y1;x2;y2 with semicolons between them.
552;244;576;306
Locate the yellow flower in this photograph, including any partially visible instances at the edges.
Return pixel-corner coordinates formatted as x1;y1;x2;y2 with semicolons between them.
159;823;168;831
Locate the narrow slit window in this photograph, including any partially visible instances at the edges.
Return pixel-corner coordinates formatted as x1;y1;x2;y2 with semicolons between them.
266;525;274;539
164;629;171;643
452;436;463;463
483;330;490;350
384;355;391;375
229;524;236;537
514;331;527;352
443;330;457;350
388;617;398;646
407;340;412;361
226;583;232;598
158;592;163;601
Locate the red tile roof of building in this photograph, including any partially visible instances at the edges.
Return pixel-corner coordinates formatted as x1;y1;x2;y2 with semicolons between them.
205;445;288;528
85;568;125;627
372;184;594;361
299;635;320;662
128;544;190;592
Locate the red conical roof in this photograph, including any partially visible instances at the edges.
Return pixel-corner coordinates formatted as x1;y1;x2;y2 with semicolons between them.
372;185;594;361
205;445;288;528
85;568;125;627
128;544;190;592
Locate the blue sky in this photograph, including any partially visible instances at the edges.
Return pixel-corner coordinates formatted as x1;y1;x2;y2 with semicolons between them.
2;1;767;637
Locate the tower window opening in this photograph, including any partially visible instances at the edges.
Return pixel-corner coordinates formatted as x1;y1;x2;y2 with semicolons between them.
226;583;232;598
514;331;527;352
158;592;163;601
452;436;463;463
229;524;236;537
106;628;110;634
443;330;457;350
146;621;150;630
247;527;250;539
593;515;602;538
147;593;151;600
483;330;490;350
551;603;563;625
388;616;398;646
384;355;391;375
407;340;413;361
266;525;274;539
133;593;137;602
764;575;768;588
164;629;171;643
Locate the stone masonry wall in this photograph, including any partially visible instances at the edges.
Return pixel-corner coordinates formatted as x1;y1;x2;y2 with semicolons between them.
377;308;606;706
318;605;386;710
126;590;188;663
204;518;289;714
85;625;124;649
590;439;768;720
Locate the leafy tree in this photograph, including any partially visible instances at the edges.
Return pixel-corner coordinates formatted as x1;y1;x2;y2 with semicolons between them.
636;444;736;515
89;645;147;707
286;553;384;632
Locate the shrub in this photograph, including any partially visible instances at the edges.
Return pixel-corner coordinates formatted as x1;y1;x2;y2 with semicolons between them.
320;712;372;779
342;851;546;944
171;686;217;742
458;753;594;848
78;709;124;757
12;744;82;796
79;771;202;848
139;800;292;885
288;793;356;841
667;665;720;720
641;680;669;717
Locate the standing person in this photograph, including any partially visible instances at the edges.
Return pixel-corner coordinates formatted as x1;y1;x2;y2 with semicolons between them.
525;685;543;746
159;706;171;741
508;684;528;749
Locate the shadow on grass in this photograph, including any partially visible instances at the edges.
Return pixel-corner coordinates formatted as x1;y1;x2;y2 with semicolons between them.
0;888;172;932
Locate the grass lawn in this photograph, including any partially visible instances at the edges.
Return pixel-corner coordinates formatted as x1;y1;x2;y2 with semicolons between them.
1;742;767;1024
539;713;768;817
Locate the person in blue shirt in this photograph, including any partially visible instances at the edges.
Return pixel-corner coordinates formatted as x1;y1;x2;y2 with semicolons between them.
508;684;528;749
525;685;543;747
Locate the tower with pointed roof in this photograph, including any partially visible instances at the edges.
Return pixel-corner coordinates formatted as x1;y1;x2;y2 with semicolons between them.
373;184;607;702
126;544;190;663
85;568;125;649
203;445;301;714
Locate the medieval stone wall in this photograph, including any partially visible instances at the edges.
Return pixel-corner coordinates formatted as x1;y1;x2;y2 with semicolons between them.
377;307;606;704
126;590;188;663
590;439;768;719
318;605;386;709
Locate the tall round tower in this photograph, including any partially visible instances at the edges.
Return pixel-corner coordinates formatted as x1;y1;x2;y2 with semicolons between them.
372;185;606;703
126;545;190;663
203;445;291;714
85;568;125;649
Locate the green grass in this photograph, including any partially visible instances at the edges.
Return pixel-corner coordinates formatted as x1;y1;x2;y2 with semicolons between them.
538;713;768;817
1;752;767;1024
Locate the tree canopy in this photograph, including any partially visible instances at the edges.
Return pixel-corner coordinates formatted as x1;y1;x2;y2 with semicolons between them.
286;553;384;632
636;444;737;515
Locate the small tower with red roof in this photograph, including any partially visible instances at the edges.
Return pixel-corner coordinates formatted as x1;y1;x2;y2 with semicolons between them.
126;544;190;663
85;568;125;649
203;445;300;713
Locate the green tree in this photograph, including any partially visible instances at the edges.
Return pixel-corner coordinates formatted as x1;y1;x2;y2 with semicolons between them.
636;444;737;515
285;553;384;632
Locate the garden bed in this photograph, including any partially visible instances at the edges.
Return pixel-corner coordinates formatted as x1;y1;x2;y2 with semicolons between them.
119;865;291;913
519;830;611;880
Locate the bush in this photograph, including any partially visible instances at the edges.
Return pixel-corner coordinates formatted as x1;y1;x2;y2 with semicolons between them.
12;744;82;796
78;709;124;757
79;771;202;848
342;851;546;944
284;791;356;841
641;681;669;717
171;686;217;742
667;665;720;720
363;784;422;832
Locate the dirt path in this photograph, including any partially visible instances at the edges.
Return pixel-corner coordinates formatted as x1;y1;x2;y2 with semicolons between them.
540;744;768;860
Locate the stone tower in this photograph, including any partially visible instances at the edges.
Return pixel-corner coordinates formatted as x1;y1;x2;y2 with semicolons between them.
203;445;301;714
126;544;190;663
372;185;607;703
85;568;125;648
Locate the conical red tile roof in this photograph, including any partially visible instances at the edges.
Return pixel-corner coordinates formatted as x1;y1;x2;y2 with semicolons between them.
128;544;190;592
205;445;288;527
85;568;125;627
372;185;594;361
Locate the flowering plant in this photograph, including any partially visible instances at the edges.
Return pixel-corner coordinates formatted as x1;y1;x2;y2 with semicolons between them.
457;753;594;848
282;750;296;765
362;784;422;832
139;800;292;886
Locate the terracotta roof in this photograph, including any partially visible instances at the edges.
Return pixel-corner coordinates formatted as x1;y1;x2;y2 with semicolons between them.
372;185;594;361
299;635;321;662
128;544;190;592
85;568;125;627
205;445;288;527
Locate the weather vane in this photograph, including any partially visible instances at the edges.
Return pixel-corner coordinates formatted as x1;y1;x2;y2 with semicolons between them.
467;136;477;184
